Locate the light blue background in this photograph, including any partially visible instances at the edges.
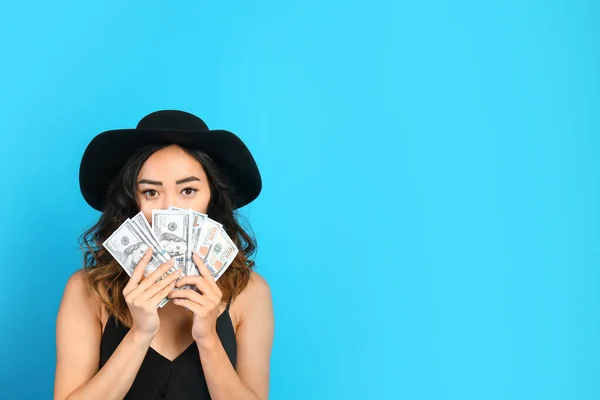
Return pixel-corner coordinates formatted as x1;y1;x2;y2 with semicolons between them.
0;1;599;399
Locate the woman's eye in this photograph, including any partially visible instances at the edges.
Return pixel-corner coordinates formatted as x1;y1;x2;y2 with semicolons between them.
143;189;158;197
182;188;197;196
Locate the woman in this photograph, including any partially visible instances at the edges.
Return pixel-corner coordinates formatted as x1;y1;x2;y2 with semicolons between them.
54;110;274;400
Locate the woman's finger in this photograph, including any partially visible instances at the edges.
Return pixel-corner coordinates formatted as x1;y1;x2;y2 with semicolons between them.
176;275;212;297
141;268;183;301
128;259;176;301
193;252;222;296
150;280;179;308
136;258;177;293
123;248;153;296
171;298;203;314
168;288;210;306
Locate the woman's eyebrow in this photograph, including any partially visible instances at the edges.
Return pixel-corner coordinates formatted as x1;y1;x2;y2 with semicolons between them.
138;177;200;185
138;179;162;186
176;176;201;185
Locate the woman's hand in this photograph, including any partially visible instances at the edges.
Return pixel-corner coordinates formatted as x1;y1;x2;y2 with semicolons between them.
123;249;182;339
168;252;223;344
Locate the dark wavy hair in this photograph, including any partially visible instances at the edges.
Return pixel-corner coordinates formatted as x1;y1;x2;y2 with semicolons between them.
79;144;257;327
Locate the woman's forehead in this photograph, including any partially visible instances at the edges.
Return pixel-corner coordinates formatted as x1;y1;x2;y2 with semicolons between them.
139;145;207;179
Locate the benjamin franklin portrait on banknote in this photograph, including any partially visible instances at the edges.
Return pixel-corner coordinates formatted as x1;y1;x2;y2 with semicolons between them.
122;242;150;273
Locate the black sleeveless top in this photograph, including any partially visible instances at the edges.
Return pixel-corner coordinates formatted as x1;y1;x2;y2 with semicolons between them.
99;302;237;399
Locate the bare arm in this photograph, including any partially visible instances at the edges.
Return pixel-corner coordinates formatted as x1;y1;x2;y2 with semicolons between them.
54;270;153;400
198;273;274;400
54;257;180;400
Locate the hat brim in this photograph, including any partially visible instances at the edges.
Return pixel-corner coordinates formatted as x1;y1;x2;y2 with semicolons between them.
79;128;262;211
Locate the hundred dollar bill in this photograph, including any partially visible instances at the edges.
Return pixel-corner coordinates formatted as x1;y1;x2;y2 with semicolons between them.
167;206;208;287
104;219;177;308
103;219;165;276
188;211;207;258
189;211;208;275
167;207;195;274
204;229;239;281
168;207;207;246
196;217;222;260
152;210;190;273
186;211;209;277
129;214;181;290
130;212;170;263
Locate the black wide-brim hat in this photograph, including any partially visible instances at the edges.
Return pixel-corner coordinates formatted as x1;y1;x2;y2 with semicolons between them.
79;110;262;211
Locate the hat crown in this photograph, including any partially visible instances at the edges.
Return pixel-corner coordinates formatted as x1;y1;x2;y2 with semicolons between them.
136;110;209;132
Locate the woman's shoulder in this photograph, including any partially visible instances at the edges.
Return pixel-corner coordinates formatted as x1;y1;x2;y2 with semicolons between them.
63;268;90;297
60;268;104;323
239;271;272;304
230;271;273;327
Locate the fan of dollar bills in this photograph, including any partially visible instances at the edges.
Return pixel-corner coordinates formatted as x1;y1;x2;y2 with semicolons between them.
102;207;238;307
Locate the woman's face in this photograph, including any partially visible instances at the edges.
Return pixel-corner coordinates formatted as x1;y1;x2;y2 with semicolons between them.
137;145;211;222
